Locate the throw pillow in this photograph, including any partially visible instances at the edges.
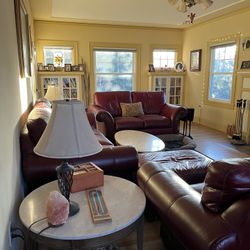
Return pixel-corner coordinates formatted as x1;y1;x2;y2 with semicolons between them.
27;106;52;145
201;158;250;213
120;102;144;117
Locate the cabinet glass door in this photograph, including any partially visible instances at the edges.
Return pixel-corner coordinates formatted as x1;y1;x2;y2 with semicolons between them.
41;77;59;96
62;77;79;100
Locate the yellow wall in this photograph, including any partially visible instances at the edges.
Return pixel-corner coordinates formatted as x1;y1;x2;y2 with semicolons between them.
183;8;250;132
0;0;35;249
34;21;183;101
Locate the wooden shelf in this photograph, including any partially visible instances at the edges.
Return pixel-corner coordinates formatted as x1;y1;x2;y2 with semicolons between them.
38;71;84;76
148;71;186;76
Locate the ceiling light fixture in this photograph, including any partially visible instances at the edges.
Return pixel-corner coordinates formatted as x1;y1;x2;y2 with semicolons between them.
168;0;213;13
168;0;213;24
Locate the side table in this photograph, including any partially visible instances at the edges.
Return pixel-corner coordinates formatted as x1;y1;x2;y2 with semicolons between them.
19;175;146;250
181;108;195;138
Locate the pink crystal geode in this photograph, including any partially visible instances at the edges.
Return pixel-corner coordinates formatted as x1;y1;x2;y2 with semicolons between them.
47;190;69;226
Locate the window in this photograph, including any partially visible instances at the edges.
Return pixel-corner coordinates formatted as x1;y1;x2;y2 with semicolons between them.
153;49;177;69
208;43;237;102
36;40;78;67
94;49;136;92
43;47;73;67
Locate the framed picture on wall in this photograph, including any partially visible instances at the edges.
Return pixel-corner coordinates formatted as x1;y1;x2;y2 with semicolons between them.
190;49;202;72
14;0;31;77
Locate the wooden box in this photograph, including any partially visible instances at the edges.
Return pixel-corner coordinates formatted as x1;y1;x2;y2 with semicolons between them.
71;162;104;193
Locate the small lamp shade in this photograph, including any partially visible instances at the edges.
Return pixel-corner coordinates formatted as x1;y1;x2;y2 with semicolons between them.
34;100;102;158
44;85;63;101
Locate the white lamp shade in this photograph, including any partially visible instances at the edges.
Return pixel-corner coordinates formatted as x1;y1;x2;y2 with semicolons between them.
34;100;102;159
44;85;63;101
176;0;187;12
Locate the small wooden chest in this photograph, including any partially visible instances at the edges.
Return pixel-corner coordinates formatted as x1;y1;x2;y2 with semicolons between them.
71;162;104;193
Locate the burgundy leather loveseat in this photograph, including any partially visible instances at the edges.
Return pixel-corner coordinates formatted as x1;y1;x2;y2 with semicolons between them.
137;158;250;250
88;91;187;143
20;99;138;193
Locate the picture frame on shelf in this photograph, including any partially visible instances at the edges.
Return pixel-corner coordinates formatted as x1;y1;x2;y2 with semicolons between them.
148;64;155;72
190;49;202;72
240;60;250;69
175;62;184;72
78;64;86;72
47;64;55;72
37;63;44;71
14;0;31;77
72;65;80;71
65;64;72;72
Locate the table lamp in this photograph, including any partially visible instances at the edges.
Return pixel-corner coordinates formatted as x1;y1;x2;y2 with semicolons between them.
44;84;63;101
34;100;102;216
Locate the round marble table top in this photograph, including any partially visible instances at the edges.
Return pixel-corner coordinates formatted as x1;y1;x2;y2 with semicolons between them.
19;175;146;240
115;130;165;152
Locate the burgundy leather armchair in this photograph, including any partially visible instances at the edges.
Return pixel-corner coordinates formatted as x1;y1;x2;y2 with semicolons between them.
20;99;138;193
137;158;250;250
88;91;187;143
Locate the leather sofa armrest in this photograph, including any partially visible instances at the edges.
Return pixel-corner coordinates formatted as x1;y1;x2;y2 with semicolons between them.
160;104;187;133
88;105;116;143
86;111;97;128
88;104;106;114
23;146;138;192
137;163;238;250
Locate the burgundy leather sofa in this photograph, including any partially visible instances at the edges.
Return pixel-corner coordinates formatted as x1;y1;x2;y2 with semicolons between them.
20;99;138;193
137;158;250;250
88;91;187;143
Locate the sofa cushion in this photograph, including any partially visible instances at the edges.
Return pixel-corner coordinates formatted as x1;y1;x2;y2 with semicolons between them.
131;91;165;114
138;114;170;128
94;91;131;117
120;102;144;117
115;117;144;130
201;158;250;213
26;104;52;145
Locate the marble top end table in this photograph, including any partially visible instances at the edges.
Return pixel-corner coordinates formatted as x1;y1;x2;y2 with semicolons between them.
19;175;146;250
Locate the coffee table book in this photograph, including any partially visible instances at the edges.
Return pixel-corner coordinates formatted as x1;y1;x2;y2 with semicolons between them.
71;162;104;193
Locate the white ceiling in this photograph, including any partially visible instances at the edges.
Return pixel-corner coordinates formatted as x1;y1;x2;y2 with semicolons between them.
30;0;250;28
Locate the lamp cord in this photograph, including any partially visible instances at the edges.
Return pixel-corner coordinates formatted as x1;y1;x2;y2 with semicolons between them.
28;217;54;250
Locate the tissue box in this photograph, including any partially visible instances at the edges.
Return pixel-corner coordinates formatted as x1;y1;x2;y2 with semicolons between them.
71;162;104;193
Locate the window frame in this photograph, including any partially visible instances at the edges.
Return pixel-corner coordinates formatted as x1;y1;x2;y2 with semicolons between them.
90;42;141;93
36;40;79;66
150;44;181;70
204;37;239;109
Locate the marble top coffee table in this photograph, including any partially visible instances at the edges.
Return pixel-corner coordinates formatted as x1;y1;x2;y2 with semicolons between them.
115;130;165;153
19;175;146;250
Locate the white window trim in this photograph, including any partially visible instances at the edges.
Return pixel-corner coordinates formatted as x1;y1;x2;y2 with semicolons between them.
150;44;182;69
36;40;79;65
204;35;240;109
152;48;177;69
90;42;141;94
